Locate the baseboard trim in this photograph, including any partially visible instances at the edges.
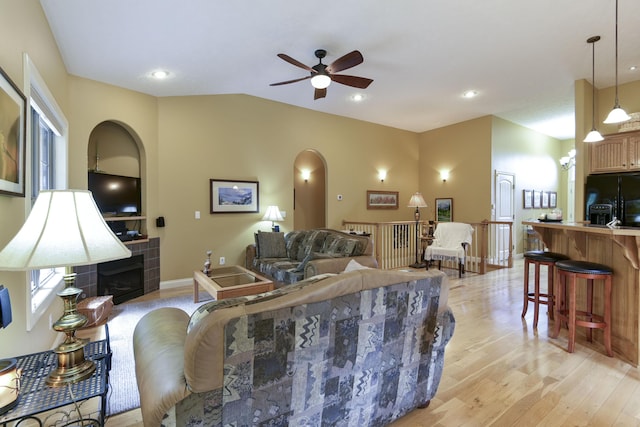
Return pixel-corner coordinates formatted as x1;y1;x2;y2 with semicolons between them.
160;278;191;290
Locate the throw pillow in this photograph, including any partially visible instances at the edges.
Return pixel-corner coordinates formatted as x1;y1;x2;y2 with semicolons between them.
255;231;287;258
343;259;371;272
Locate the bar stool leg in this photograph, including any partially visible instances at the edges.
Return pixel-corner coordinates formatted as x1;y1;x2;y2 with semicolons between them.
604;276;613;357
586;278;594;343
568;274;577;353
547;263;554;321
533;262;541;328
522;259;530;319
551;270;563;339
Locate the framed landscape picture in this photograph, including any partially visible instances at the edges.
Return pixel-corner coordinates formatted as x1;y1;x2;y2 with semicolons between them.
0;67;26;197
366;190;399;209
210;179;259;213
435;198;453;222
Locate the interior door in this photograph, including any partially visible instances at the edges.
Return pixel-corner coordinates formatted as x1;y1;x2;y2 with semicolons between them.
495;171;514;265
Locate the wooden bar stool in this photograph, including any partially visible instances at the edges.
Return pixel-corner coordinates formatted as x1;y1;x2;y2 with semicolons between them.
551;260;613;357
522;251;569;328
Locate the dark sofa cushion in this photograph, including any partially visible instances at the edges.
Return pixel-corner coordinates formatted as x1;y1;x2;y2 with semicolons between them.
255;231;287;258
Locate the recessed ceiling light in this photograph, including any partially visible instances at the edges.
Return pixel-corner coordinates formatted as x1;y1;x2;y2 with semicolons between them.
351;94;365;102
631;66;638;71
462;90;478;99
151;70;170;79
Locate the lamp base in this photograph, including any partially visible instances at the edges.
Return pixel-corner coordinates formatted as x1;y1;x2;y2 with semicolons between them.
409;261;427;269
46;338;95;387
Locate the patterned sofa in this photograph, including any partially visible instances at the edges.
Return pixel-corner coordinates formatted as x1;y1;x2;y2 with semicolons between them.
133;268;455;427
247;228;378;285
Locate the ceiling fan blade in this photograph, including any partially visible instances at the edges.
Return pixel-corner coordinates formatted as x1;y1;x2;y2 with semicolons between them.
314;88;327;100
277;53;315;72
270;76;312;86
330;74;373;89
327;50;364;74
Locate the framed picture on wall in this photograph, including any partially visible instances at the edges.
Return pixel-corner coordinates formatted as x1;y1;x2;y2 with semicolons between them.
541;191;550;208
435;198;453;222
210;179;259;213
0;66;26;197
523;189;533;209
366;190;399;209
549;191;557;208
533;190;541;208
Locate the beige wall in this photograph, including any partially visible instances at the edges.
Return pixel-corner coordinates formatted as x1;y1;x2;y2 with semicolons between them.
491;117;566;252
0;0;71;357
156;95;419;280
417;116;493;223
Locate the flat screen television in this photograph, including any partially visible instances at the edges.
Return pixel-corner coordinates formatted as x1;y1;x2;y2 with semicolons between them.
88;171;142;216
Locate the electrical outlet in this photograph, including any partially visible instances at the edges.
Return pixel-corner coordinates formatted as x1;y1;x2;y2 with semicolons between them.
219;256;225;265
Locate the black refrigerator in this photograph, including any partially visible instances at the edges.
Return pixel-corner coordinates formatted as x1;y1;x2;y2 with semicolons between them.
585;173;640;227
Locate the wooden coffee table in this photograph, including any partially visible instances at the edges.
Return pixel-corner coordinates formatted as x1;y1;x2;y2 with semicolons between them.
193;265;274;302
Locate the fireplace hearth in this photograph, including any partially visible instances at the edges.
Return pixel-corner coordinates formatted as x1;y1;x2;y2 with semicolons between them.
98;254;144;304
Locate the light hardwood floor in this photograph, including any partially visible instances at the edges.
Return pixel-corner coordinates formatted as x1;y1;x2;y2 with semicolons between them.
99;261;640;426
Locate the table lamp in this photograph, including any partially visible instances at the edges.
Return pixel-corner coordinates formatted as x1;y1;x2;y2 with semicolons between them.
408;192;428;268
0;190;131;386
262;206;284;232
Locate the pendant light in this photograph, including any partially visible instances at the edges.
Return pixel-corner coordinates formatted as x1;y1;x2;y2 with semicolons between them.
584;36;604;143
603;0;631;124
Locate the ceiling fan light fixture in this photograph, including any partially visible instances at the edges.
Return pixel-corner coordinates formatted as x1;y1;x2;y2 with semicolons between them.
311;74;331;89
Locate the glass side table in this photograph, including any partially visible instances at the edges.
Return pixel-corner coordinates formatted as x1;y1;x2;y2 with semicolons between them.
0;325;111;426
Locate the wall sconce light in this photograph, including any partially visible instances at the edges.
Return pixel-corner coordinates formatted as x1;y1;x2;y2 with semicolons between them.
378;170;387;182
301;170;311;182
440;170;449;182
559;148;576;170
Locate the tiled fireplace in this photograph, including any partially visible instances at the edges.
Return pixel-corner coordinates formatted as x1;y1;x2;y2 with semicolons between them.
75;237;160;303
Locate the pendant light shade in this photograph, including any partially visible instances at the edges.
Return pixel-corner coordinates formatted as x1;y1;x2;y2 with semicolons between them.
584;36;604;143
603;0;630;125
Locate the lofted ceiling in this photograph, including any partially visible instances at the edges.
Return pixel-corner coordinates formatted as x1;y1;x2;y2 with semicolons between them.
39;0;640;140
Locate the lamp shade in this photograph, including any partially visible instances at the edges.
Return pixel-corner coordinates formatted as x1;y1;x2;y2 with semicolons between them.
262;206;284;222
407;192;428;208
0;190;131;270
584;129;604;143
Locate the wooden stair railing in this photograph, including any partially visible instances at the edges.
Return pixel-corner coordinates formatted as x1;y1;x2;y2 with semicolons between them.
342;220;513;274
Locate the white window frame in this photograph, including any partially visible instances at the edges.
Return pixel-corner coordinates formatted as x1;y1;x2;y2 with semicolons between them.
23;53;68;331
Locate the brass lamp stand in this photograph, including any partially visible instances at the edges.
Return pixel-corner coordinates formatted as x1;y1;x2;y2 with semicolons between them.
46;268;95;386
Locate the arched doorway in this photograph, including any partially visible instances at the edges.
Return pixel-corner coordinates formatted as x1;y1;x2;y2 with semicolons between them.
294;150;326;230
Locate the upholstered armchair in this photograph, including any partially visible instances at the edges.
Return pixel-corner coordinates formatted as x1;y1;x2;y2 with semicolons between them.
424;222;474;277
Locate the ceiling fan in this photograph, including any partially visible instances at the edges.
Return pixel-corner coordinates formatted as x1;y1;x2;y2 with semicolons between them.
270;49;373;100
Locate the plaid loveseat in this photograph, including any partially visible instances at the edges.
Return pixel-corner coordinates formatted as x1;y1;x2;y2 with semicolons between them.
248;228;378;284
133;268;455;427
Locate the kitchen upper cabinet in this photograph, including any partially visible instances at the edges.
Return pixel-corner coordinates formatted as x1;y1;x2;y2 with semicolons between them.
590;130;640;174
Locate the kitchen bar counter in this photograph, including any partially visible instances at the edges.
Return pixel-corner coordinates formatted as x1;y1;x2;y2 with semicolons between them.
523;221;640;365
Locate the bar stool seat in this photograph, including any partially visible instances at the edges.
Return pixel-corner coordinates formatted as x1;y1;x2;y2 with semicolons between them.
522;250;570;328
551;260;613;357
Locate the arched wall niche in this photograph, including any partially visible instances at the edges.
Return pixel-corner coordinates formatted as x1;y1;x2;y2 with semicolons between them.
87;120;147;214
294;149;326;230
